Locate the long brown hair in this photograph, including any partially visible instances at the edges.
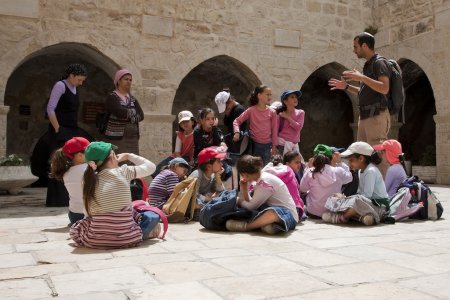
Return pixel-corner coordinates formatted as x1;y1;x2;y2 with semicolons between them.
49;148;73;181
82;155;110;215
312;154;331;179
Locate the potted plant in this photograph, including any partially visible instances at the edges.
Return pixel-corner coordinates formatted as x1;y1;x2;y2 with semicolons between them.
412;145;436;183
0;154;38;194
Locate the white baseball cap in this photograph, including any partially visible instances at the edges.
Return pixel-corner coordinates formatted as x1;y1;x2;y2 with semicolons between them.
177;110;193;123
270;101;282;110
214;91;230;113
341;141;375;157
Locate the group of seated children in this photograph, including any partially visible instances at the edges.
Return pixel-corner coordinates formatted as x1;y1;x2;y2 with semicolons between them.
49;85;409;249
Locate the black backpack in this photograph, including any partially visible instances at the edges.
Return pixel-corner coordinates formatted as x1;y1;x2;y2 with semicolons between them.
130;178;148;201
376;57;406;122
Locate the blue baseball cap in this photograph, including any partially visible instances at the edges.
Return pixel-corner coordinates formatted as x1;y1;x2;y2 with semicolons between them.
331;147;345;153
280;90;302;101
169;157;190;169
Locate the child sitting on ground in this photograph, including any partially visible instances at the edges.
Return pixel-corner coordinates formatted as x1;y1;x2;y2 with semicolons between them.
193;108;223;164
149;157;191;209
283;151;306;183
373;139;407;198
49;137;90;225
189;147;225;207
152;110;195;178
299;144;353;218
70;142;160;249
226;155;299;235
322;142;389;226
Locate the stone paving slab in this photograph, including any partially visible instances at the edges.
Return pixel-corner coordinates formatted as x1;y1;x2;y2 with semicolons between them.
0;186;449;299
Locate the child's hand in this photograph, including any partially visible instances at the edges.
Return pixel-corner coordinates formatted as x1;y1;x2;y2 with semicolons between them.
331;152;341;166
271;147;278;156
307;157;314;168
117;153;129;162
233;132;240;142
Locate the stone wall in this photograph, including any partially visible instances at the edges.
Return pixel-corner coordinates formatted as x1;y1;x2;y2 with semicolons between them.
0;0;449;183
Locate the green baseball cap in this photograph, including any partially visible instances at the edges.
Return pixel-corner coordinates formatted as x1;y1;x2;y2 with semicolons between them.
313;144;333;159
84;141;117;167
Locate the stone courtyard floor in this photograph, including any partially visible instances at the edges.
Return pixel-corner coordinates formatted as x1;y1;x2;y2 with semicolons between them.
0;186;449;300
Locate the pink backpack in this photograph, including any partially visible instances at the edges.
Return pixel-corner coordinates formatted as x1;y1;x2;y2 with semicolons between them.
132;200;168;239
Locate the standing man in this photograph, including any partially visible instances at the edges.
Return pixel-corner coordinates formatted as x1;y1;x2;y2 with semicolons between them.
329;32;391;146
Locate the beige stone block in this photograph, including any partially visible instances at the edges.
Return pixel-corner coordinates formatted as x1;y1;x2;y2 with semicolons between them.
435;7;450;29
329;244;417;261
0;0;39;18
204;271;330;299
158;239;210;252
0;278;51;299
51;266;157;296
0;232;47;244
323;3;336;14
0;263;76;280
212;255;306;276
400;273;450;299
337;5;348;16
375;240;449;256
142;15;173;37
34;248;113;264
376;28;391;47
279;248;358;267
194;248;255;259
146;261;234;283
78;252;199;271
0;243;13;254
199;234;271;249
0;252;36;268
305;261;421;285
37;292;129;300
130;282;221;300
296;282;436;300
389;253;450;275
306;1;321;13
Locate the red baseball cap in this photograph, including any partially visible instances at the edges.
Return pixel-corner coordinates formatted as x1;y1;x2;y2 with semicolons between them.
373;139;402;164
198;147;226;166
63;137;90;159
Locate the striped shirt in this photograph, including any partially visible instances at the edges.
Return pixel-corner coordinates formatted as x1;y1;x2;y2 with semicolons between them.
88;154;155;215
148;169;180;209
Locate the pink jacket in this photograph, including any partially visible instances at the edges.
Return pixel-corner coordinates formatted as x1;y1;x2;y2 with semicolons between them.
300;163;352;217
262;163;304;211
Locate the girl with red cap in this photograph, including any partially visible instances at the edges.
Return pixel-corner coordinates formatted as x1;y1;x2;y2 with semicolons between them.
49;137;90;224
373;139;407;198
102;68;144;155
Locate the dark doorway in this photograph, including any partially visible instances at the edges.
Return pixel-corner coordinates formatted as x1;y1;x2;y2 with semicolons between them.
398;59;436;164
299;62;354;159
172;55;261;141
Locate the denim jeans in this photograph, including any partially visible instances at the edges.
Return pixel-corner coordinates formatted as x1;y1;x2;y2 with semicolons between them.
139;211;160;238
68;211;84;225
252;142;272;165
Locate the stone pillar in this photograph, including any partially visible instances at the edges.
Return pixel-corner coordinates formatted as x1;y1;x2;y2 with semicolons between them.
0;105;10;156
388;120;402;140
434;114;450;184
139;113;176;162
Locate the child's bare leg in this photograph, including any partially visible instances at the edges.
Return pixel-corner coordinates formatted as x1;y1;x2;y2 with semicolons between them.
343;208;358;220
246;210;280;230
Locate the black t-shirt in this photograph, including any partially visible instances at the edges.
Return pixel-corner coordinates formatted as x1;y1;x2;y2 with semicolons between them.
223;103;247;134
359;54;391;119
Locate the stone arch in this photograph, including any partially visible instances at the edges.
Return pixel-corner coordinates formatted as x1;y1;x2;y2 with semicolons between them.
397;58;436;164
299;62;354;158
171;54;261;137
4;42;119;161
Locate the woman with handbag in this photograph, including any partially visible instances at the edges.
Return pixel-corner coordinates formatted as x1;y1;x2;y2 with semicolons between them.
103;69;144;154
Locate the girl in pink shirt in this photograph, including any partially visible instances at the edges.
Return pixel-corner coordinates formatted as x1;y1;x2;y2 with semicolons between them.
276;90;305;154
232;85;278;164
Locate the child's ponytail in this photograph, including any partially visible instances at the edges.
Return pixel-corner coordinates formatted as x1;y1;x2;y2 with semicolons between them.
312;154;331;179
49;148;73;181
82;166;98;216
271;154;283;166
249;85;269;106
370;151;382;165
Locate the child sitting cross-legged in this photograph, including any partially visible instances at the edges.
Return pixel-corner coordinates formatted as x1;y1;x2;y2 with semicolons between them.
188;147;226;208
322;142;389;226
226;155;299;235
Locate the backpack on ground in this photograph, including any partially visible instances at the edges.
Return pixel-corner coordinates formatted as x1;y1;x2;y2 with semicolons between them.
162;177;198;223
376;56;406;122
132;200;168;239
398;176;443;220
95;112;109;134
130;178;148;201
383;187;423;224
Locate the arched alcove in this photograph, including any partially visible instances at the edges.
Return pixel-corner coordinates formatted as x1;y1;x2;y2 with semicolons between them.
5;43;119;184
171;55;261;138
398;59;436;164
299;62;354;158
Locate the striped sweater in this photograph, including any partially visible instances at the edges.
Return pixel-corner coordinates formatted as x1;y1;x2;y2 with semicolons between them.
70;154;156;249
148;169;180;209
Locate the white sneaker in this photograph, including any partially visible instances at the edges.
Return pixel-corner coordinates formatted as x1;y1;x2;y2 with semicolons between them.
322;212;343;224
225;219;248;232
147;223;161;239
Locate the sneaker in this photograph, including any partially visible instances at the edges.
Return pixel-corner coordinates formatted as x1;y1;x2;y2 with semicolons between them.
359;214;375;226
322;212;343;224
261;223;279;235
225;219;248;232
147;223;161;239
